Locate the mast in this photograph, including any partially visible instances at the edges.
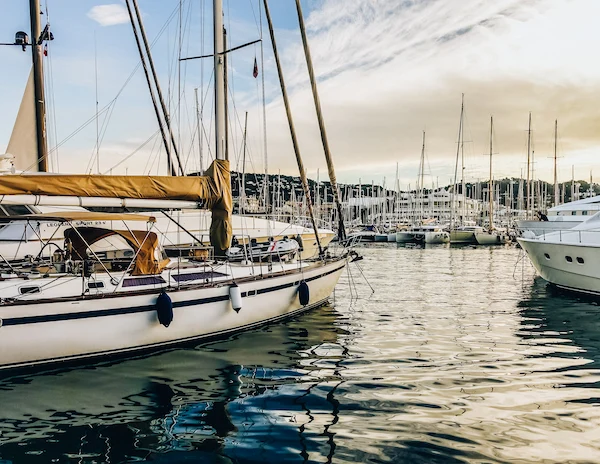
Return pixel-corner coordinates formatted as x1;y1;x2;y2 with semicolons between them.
214;0;226;161
294;0;346;241
29;0;48;172
263;0;323;255
526;112;532;219
241;111;248;213
488;116;494;230
125;0;175;175
130;0;184;175
420;130;425;224
553;119;559;207
450;94;464;231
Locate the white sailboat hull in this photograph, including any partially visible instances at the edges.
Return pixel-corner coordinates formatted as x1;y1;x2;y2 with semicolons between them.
424;231;450;244
396;230;424;243
475;232;508;245
0;258;346;370
450;229;476;244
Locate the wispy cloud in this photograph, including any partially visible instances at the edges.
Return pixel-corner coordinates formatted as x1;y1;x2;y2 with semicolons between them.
87;4;129;27
252;0;600;184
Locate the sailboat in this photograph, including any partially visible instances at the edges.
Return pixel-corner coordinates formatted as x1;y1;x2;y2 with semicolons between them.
0;3;335;262
474;116;508;245
396;131;449;244
449;95;482;244
0;0;350;371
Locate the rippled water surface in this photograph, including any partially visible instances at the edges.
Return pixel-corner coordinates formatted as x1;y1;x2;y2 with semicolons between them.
2;244;600;463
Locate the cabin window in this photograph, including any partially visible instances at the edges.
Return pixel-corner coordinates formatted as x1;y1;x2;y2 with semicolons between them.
577;257;585;264
122;276;166;287
88;281;105;289
572;211;577;216
172;271;228;283
565;256;573;263
4;205;33;216
583;211;589;216
544;253;550;260
19;286;40;295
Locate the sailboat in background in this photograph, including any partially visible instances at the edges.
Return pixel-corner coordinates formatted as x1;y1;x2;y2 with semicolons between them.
448;95;482;244
0;0;350;371
474;116;508;245
396;131;449;244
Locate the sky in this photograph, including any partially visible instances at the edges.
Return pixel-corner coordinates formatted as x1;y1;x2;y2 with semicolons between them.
1;0;600;189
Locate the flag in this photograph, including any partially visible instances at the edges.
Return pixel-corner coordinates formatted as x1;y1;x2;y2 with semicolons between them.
253;57;258;78
43;44;48;56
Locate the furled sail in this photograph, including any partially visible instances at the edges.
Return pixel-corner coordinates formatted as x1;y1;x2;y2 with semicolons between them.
0;159;233;252
5;68;38;172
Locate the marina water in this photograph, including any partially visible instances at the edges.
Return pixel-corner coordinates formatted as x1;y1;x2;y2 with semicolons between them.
1;244;599;463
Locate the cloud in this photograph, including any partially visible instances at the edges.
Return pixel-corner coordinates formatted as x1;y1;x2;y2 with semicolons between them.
87;4;129;27
248;0;600;185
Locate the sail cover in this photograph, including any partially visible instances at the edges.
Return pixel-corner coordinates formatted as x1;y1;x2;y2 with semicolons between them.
6;68;38;172
0;160;233;252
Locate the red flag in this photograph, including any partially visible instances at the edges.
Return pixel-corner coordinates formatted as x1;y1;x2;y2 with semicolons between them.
253;57;258;78
43;44;48;56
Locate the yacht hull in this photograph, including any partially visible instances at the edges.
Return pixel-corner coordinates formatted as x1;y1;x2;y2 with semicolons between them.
0;259;347;371
518;238;600;294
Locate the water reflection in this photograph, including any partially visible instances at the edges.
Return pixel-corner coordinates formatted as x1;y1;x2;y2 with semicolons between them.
0;305;348;463
3;246;600;463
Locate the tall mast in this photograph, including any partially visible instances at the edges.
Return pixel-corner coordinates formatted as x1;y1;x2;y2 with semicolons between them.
420;130;425;224
294;0;346;241
263;0;322;255
460;106;466;225
489;116;494;230
130;0;184;175
29;0;48;172
214;0;226;161
526;112;532;219
554;119;559;207
450;94;464;231
125;0;175;175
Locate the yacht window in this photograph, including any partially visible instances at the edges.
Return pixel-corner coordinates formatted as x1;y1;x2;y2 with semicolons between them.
88;281;105;289
19;286;40;295
572;211;577;216
4;205;33;216
565;256;573;263
577;257;584;264
544;253;550;260
583;211;589;216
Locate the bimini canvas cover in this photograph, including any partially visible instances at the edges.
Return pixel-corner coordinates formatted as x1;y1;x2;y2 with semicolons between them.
64;227;169;276
0;160;233;252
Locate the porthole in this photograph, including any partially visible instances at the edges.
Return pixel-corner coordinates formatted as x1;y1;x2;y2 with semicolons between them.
577;257;584;264
565;256;573;263
544;253;550;260
19;286;40;295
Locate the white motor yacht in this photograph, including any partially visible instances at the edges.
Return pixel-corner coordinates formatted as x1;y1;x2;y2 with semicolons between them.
518;212;600;295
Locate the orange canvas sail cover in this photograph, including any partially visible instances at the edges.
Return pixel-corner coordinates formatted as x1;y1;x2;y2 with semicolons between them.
0;172;214;203
0;160;233;252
